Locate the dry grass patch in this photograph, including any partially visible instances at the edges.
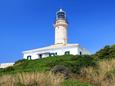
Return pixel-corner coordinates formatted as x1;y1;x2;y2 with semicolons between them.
78;59;115;86
0;72;64;86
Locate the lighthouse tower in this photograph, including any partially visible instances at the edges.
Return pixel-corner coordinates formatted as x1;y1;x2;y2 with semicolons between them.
54;9;68;45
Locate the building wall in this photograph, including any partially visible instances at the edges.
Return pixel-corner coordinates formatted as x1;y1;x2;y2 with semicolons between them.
55;26;67;44
54;19;68;45
78;47;91;55
0;63;14;68
23;46;91;60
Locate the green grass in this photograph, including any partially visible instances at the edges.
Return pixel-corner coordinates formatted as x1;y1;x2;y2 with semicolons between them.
0;55;96;86
0;55;96;75
61;80;92;86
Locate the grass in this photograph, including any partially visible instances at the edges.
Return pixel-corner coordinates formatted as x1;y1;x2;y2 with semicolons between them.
77;59;115;86
0;72;91;86
0;72;64;86
0;55;96;75
61;80;92;86
0;55;94;86
0;55;115;86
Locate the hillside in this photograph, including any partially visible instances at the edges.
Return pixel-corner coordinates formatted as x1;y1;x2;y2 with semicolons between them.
0;55;96;75
0;44;115;86
0;55;94;86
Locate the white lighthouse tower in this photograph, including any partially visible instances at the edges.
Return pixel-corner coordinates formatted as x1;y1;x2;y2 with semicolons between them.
22;9;91;60
54;9;68;45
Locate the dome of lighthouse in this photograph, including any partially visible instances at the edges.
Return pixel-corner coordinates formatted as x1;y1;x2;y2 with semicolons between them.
56;9;66;20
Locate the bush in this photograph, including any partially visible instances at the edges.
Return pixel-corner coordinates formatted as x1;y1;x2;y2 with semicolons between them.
109;45;115;58
51;65;71;79
46;55;96;74
66;55;96;73
95;45;110;59
3;66;15;72
15;59;27;65
95;44;115;60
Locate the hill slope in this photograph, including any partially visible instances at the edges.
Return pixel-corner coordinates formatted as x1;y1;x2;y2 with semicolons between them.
0;44;115;86
0;55;96;75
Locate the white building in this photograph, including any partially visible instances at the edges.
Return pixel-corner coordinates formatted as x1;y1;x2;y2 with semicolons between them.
23;9;91;60
0;63;14;68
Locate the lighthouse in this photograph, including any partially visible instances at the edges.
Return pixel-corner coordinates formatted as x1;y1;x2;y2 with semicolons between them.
54;9;68;45
22;9;91;60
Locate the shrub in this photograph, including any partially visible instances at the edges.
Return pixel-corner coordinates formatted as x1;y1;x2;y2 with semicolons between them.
3;66;15;72
68;55;96;73
51;65;71;79
15;59;27;65
95;45;110;59
109;44;115;58
46;55;97;74
95;44;115;60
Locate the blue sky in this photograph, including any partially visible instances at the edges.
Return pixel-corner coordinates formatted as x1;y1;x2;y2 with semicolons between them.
0;0;115;63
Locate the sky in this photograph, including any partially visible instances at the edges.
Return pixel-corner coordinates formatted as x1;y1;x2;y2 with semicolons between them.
0;0;115;63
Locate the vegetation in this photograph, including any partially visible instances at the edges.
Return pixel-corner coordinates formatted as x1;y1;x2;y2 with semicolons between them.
0;72;64;86
78;59;115;86
61;80;91;86
0;55;96;75
0;72;91;86
94;45;115;59
0;44;115;86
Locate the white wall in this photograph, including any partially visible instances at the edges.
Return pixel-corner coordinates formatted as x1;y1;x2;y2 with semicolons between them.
0;63;14;68
55;26;67;44
23;46;79;59
78;47;91;55
23;46;91;60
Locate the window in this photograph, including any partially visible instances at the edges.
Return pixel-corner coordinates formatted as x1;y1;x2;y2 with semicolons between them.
49;53;54;57
80;52;82;55
65;51;70;55
27;55;32;60
49;52;57;57
49;53;52;57
39;54;42;59
55;52;57;56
